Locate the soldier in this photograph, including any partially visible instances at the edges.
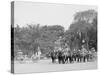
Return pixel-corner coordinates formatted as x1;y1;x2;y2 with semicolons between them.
76;49;81;62
80;45;88;62
50;51;56;63
90;48;96;61
63;48;70;63
72;49;77;62
86;50;92;62
58;50;65;64
63;49;68;63
69;50;73;63
64;49;73;63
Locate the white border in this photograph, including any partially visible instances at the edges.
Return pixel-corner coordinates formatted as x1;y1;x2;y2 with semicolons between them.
0;0;99;75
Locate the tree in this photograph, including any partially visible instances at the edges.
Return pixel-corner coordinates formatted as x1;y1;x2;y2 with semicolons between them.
38;25;65;54
66;9;97;51
14;24;65;56
14;24;41;56
74;9;97;23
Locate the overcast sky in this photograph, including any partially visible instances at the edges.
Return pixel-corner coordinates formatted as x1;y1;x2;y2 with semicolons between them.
14;1;97;30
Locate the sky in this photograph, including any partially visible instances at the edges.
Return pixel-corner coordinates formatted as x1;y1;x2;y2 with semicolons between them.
14;1;97;30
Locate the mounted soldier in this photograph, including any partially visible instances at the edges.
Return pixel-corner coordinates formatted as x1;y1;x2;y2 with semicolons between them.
50;50;57;63
63;47;73;63
76;49;81;62
80;45;88;62
57;50;65;64
72;49;77;62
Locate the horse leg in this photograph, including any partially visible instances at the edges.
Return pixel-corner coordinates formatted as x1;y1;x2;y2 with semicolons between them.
58;57;61;64
65;56;68;63
77;56;80;62
80;56;82;62
62;56;65;64
51;57;55;63
74;55;77;62
69;56;71;63
83;56;85;62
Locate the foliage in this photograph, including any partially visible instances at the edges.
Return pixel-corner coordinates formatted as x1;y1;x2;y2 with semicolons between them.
13;9;97;57
14;24;65;56
66;9;97;51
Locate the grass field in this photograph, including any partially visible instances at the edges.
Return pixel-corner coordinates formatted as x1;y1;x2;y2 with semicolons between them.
14;59;97;74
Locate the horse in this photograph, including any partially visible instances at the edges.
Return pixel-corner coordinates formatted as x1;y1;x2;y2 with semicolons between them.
57;51;65;64
50;51;58;63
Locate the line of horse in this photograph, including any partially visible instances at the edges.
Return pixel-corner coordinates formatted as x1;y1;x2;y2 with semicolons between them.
49;49;96;64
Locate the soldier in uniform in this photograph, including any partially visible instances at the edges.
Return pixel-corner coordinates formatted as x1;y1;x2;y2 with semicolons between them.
50;50;56;63
72;49;77;62
80;45;88;62
76;49;81;62
58;50;65;64
64;48;73;63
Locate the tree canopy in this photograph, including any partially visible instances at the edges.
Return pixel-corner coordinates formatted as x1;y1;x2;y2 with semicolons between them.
13;9;97;57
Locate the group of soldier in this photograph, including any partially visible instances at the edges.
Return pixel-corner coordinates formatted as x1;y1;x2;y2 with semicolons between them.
49;46;96;64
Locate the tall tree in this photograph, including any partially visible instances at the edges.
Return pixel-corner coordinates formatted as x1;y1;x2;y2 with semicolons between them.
74;9;97;23
67;9;97;51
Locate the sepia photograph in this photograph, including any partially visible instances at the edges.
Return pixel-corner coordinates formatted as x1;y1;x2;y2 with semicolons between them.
11;1;97;74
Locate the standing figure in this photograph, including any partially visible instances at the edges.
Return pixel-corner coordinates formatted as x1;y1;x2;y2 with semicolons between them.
81;45;88;62
58;50;65;64
50;51;57;63
76;49;81;62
